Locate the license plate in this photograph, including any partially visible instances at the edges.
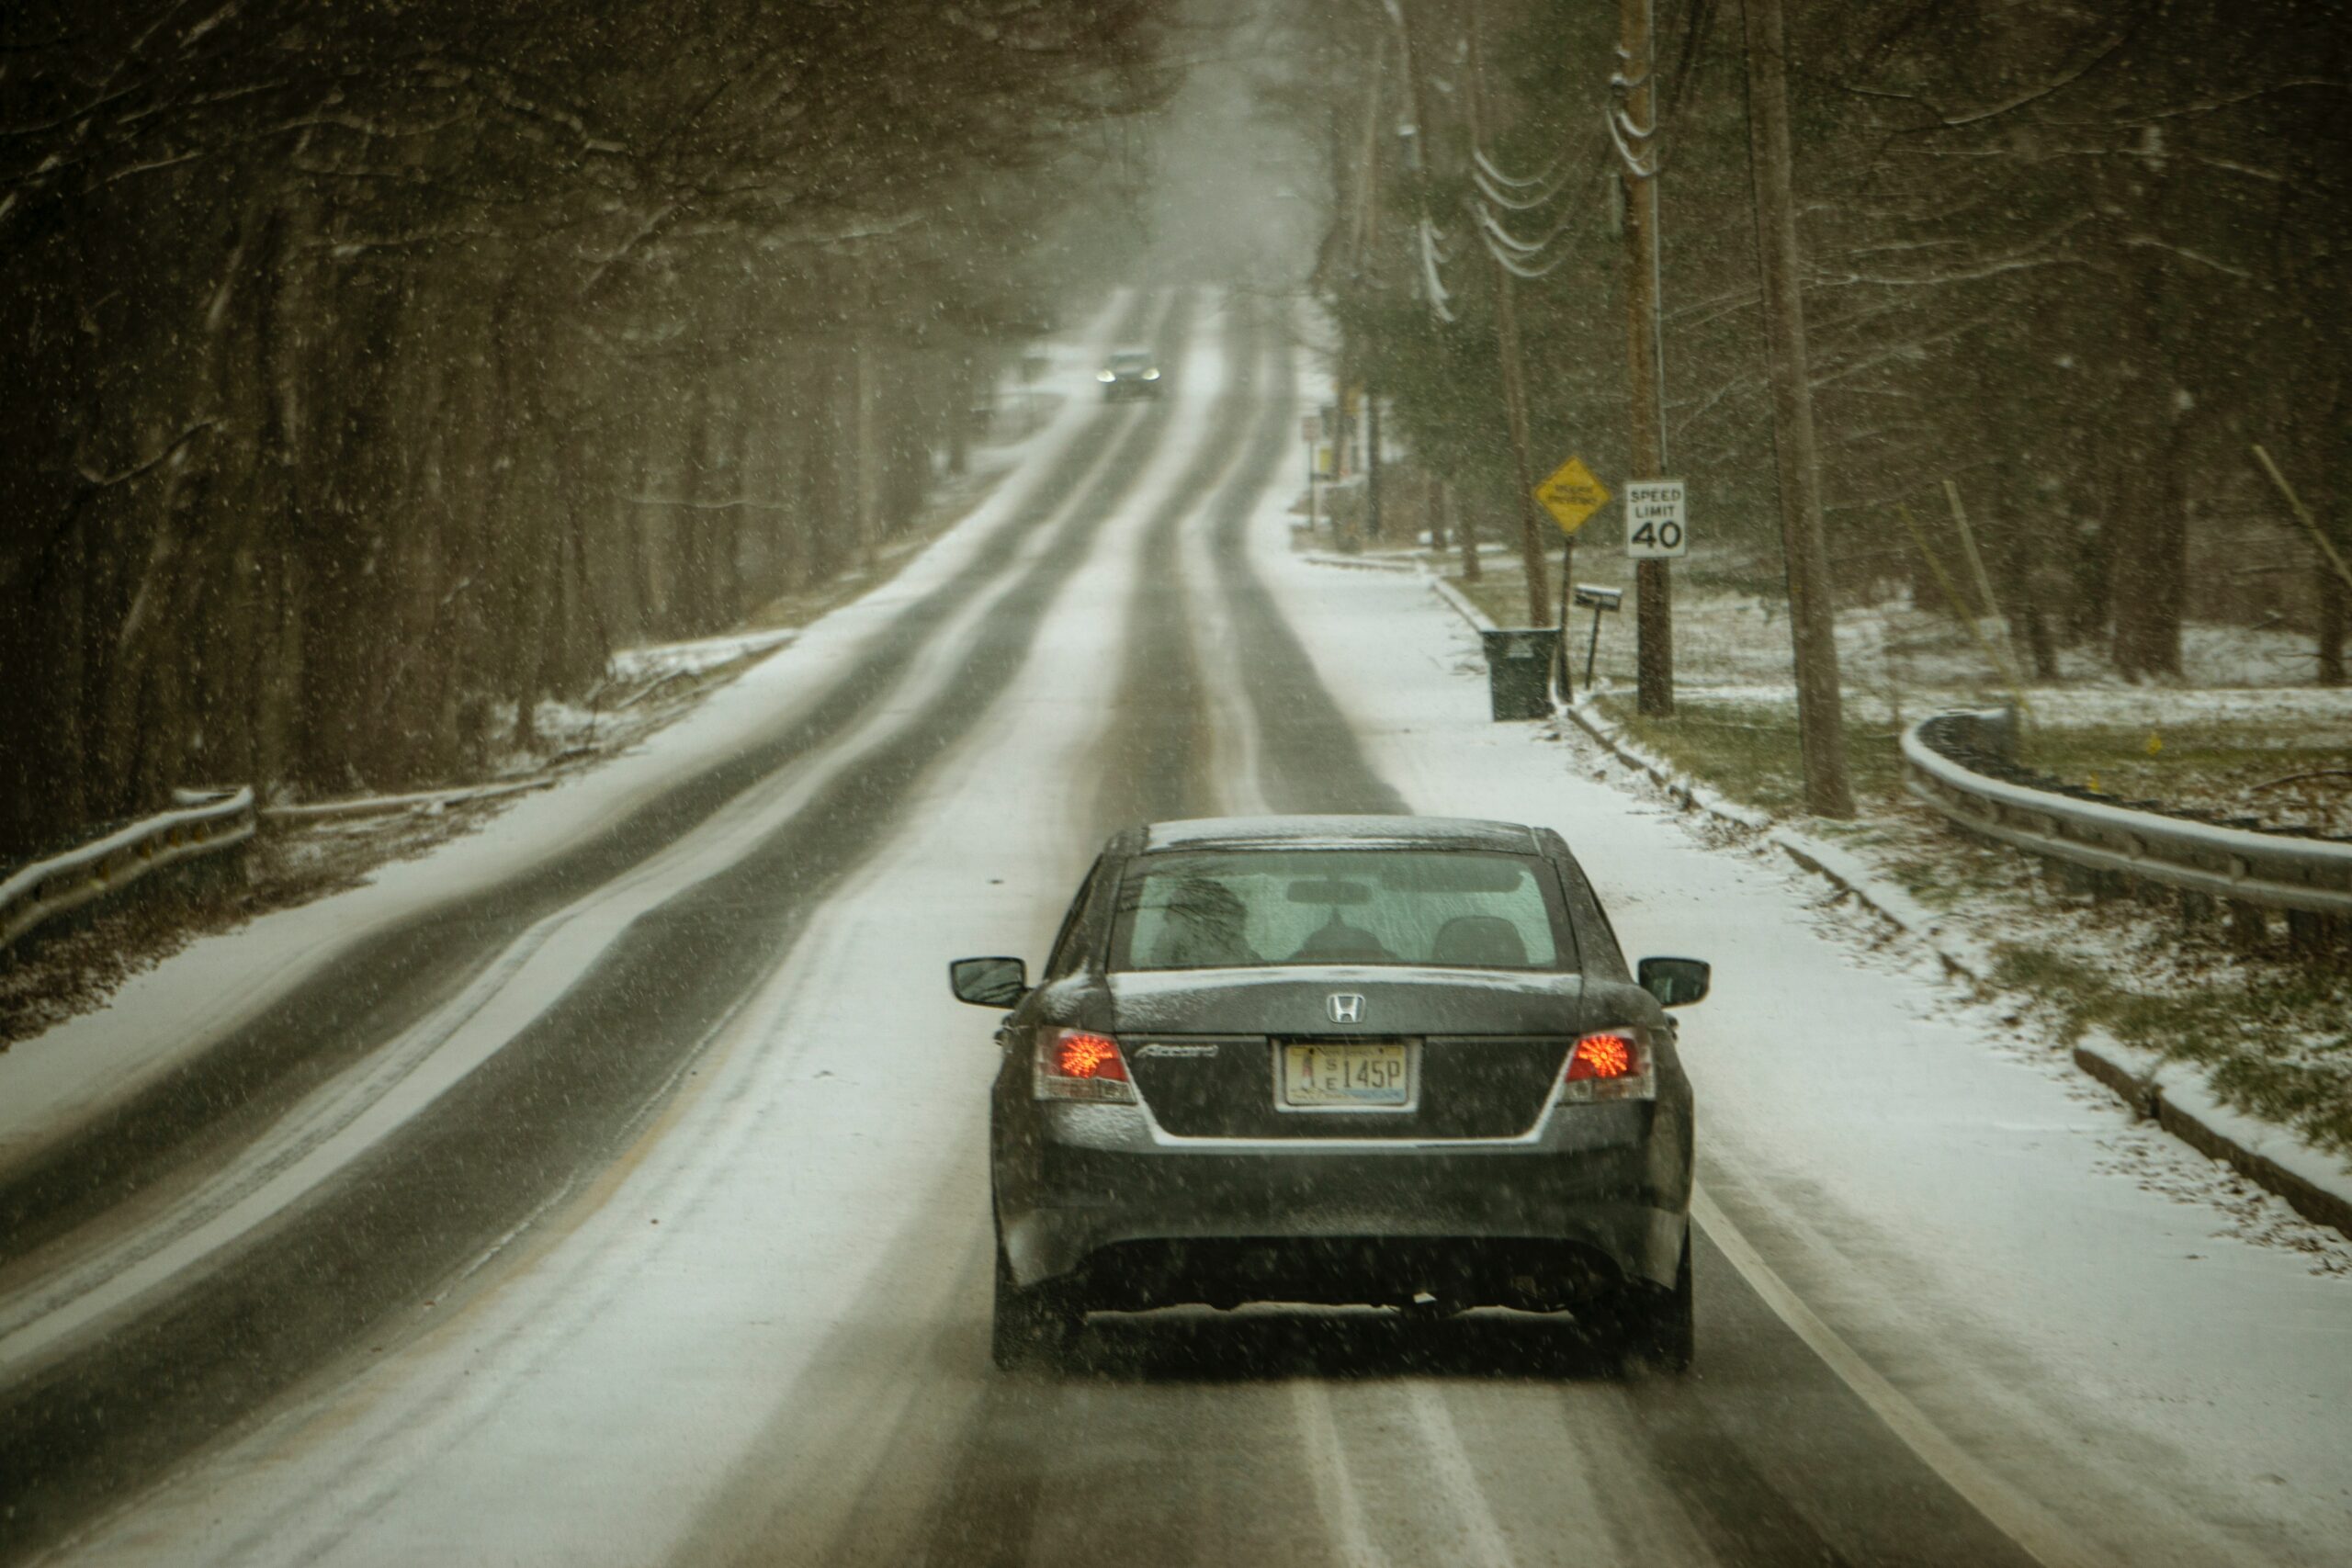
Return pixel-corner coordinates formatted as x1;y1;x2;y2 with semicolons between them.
1280;1042;1413;1110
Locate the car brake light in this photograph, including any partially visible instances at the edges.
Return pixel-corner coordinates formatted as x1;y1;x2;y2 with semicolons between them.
1035;1028;1136;1103
1561;1029;1652;1103
1567;1032;1634;1081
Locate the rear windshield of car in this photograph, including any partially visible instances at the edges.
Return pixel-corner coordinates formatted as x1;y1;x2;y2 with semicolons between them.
1108;352;1150;368
1110;850;1575;972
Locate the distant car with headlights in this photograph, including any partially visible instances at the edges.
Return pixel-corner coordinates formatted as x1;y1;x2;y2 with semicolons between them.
1097;348;1161;400
950;816;1708;1373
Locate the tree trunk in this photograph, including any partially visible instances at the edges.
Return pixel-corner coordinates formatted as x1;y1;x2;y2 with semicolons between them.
2106;148;2188;680
854;334;882;568
2322;526;2347;687
1450;481;1480;582
1623;0;1674;717
1741;0;1853;817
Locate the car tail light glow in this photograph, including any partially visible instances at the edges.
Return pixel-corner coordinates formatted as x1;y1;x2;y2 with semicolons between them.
1561;1028;1653;1102
1035;1028;1136;1103
1057;1032;1125;1080
1567;1032;1634;1081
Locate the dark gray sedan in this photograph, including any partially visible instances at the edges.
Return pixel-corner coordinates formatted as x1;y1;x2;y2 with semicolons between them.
950;816;1708;1372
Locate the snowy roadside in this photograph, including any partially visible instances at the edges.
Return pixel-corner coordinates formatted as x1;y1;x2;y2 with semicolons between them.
1261;472;2352;1564
1429;562;2352;1240
37;294;1231;1568
2;476;968;1058
0;290;1136;1176
1416;522;2351;832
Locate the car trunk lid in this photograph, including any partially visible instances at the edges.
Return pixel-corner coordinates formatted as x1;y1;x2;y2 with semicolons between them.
1108;968;1587;1140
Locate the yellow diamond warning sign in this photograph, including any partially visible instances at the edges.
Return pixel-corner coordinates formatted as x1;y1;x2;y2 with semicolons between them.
1534;456;1610;536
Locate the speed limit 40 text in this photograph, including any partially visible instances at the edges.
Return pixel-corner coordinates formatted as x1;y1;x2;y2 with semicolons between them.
1624;479;1687;559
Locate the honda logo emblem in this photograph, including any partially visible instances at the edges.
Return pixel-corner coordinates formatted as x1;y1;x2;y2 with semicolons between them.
1327;993;1366;1024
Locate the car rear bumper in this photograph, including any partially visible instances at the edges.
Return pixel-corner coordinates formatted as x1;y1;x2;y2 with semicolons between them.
996;1095;1690;1303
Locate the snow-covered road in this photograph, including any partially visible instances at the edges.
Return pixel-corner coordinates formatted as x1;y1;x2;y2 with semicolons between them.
5;291;2346;1568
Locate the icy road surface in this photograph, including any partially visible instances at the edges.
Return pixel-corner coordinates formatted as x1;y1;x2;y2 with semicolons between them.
3;290;2347;1568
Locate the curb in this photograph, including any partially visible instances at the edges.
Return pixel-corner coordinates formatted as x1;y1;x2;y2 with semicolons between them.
1426;572;1498;633
1423;572;2352;1243
1296;550;1423;574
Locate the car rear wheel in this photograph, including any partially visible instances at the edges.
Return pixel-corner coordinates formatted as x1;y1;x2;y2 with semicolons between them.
991;1240;1077;1371
1615;1231;1694;1372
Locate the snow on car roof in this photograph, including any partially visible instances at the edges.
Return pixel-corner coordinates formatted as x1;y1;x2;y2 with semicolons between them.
1138;815;1541;854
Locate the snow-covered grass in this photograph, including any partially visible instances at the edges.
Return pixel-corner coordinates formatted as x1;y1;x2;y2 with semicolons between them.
1432;538;2342;694
1289;515;2352;1153
605;629;797;683
1600;694;1910;818
1583;694;2352;1160
2018;718;2352;838
1591;692;2351;833
0;807;481;1051
1995;940;2352;1146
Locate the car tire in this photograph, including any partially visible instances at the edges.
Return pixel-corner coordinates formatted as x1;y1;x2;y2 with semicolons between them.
991;1239;1076;1372
1617;1231;1694;1372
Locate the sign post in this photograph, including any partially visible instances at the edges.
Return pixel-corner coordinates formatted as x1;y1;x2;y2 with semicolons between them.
1532;457;1611;700
1572;583;1624;686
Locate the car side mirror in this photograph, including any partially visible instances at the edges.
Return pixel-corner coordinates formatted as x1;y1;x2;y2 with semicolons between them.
1638;956;1710;1008
950;955;1028;1009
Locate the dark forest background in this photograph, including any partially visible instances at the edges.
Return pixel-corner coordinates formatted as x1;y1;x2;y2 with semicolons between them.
7;0;2349;864
1282;0;2350;686
1;0;1179;860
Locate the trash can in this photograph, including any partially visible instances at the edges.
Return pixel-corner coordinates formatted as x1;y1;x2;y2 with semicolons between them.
1479;627;1560;721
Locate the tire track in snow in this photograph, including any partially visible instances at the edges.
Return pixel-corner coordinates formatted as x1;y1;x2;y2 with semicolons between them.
836;312;2053;1568
1093;296;1264;829
643;297;1275;1568
1200;342;1405;818
0;288;1171;1279
0;294;1204;1566
112;392;1214;1564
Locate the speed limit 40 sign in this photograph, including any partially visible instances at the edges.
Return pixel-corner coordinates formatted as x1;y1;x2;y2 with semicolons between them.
1624;479;1687;559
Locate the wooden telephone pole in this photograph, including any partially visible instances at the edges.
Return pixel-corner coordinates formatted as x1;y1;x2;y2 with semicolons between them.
1468;1;1553;626
1619;0;1673;716
1741;0;1852;817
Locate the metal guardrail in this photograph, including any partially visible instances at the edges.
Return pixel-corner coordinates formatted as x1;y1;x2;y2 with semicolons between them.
1903;711;2352;919
259;775;550;823
0;787;257;953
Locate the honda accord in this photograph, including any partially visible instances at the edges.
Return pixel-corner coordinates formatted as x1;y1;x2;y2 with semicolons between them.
949;816;1707;1372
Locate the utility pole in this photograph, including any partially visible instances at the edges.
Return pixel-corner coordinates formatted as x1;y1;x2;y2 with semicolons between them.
1618;0;1673;716
1468;1;1553;626
1494;273;1553;625
1741;0;1852;817
1351;33;1386;548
